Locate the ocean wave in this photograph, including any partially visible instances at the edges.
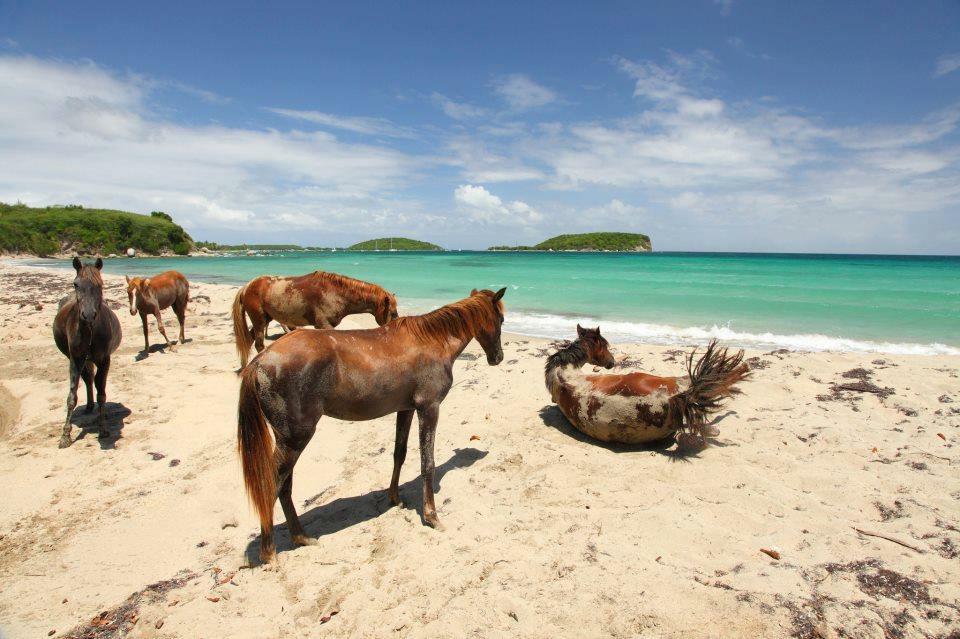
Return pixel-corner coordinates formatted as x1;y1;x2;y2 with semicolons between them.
499;311;960;356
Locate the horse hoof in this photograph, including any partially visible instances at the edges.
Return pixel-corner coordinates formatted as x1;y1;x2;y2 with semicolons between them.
292;535;317;547
388;490;401;506
424;515;445;531
58;437;71;449
259;549;276;564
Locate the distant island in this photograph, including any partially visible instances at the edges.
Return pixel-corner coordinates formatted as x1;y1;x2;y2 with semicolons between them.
348;237;443;251
488;232;652;252
0;203;194;257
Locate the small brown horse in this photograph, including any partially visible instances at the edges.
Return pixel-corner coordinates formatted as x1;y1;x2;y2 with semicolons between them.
232;271;399;368
53;258;122;448
546;327;749;444
125;271;189;353
238;287;506;563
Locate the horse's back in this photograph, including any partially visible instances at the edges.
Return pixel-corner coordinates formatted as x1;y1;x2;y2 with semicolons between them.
584;371;680;398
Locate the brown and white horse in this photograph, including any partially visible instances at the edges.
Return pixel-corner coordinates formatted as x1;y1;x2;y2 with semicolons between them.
53;258;122;447
546;326;749;445
125;271;189;353
238;287;506;563
231;271;399;368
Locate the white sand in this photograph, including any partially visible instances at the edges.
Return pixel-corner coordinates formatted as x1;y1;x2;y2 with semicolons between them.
0;261;957;638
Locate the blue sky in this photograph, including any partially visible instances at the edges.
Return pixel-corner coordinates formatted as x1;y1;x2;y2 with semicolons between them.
1;1;958;252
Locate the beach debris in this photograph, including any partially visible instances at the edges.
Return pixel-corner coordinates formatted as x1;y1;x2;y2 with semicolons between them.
745;357;770;370
469;434;480;441
206;595;220;603
853;527;925;553
320;609;340;624
155;619;164;629
759;548;781;560
58;570;197;638
937;433;947;441
220;515;238;529
939;394;953;403
48;630;55;636
168;458;180;467
147;452;165;460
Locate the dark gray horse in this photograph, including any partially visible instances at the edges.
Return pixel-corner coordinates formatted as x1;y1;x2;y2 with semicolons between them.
53;257;122;448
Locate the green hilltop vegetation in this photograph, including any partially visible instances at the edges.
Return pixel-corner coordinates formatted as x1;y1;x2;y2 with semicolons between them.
489;232;652;252
0;203;194;256
348;237;443;251
195;241;307;251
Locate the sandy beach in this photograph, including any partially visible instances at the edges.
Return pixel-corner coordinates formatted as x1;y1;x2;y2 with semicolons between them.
0;260;957;638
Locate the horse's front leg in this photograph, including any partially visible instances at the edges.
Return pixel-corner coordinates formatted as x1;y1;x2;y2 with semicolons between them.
81;362;94;413
139;312;150;353
416;403;443;529
389;410;414;505
59;358;82;448
94;356;111;439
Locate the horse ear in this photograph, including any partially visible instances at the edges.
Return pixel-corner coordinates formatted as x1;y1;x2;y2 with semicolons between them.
576;324;585;337
470;288;479;296
72;257;82;272
125;275;130;284
95;258;103;270
493;287;506;301
142;278;150;289
594;326;601;335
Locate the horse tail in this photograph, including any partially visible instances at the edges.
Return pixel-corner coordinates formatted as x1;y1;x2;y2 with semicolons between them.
238;363;276;536
667;340;750;438
232;284;254;369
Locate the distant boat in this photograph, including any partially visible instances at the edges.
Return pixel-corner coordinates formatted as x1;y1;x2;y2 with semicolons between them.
331;248;337;253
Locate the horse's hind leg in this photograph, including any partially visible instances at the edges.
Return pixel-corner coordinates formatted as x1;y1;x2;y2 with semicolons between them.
416;403;443;529
81;362;95;413
154;311;174;350
389;410;414;505
276;443;315;547
94;356;111;439
174;299;187;343
59;359;81;448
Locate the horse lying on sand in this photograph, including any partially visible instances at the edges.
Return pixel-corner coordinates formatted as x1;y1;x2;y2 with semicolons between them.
232;271;399;368
126;271;189;354
54;258;122;448
545;326;749;445
238;287;506;563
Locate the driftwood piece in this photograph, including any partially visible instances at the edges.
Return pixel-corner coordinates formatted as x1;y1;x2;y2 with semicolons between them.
853;527;925;553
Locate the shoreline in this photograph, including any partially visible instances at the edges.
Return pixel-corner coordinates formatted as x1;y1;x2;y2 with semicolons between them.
6;258;958;356
0;261;958;637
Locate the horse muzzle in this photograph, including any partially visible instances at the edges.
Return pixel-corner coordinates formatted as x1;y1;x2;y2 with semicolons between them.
487;351;504;366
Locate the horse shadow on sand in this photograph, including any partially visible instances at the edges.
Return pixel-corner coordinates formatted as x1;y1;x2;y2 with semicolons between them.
134;339;192;361
244;446;488;563
70;402;132;450
537;405;737;462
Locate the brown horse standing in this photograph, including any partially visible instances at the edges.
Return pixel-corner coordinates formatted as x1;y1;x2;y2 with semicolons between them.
125;271;189;353
238;287;506;563
53;258;122;448
232;271;399;368
546;327;749;444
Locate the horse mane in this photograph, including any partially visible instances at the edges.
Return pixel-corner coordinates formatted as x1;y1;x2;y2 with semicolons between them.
395;294;497;345
311;271;386;299
79;264;104;287
545;340;587;373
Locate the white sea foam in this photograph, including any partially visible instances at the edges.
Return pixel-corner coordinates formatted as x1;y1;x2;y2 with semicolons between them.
500;311;960;356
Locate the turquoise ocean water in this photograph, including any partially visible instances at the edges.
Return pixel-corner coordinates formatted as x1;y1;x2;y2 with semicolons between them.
27;252;960;354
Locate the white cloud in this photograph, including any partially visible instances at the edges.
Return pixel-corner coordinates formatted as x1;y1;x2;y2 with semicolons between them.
454;184;543;224
0;54;421;237
265;107;414;138
431;92;488;120
714;0;733;16
934;53;960;78
493;74;557;110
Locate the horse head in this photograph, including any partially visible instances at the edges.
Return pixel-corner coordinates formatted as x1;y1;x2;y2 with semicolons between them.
73;257;104;324
470;287;506;366
125;275;146;316
576;324;615;369
375;291;399;325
